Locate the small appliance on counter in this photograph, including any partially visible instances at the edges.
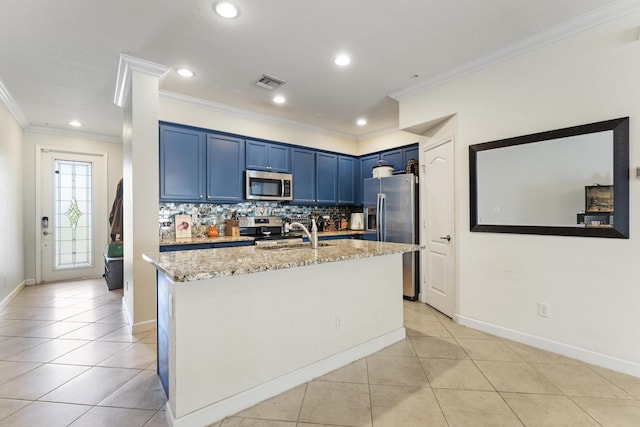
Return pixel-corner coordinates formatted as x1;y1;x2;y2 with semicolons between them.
350;213;364;230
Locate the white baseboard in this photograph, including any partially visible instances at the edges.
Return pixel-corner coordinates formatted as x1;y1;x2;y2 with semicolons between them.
25;279;35;286
167;327;406;427
457;315;640;378
0;280;25;311
132;319;156;334
121;296;156;334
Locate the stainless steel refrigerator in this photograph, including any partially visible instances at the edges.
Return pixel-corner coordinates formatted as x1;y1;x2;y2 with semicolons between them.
363;174;419;300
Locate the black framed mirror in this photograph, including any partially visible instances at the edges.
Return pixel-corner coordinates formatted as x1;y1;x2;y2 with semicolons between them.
469;117;629;238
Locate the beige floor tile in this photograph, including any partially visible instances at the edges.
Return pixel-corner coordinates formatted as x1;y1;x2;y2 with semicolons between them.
317;359;367;384
144;410;171;427
572;396;640;427
420;358;494;390
457;338;522;362
0;401;90;427
96;325;152;343
68;406;155;426
98;342;157;369
402;301;439;321
63;307;124;323
435;389;523;427
476;360;561;394
0;360;41;385
501;392;599;426
51;340;132;365
0;398;31;421
220;418;296;426
98;369;168;410
588;365;640;399
40;366;140;405
504;341;583;365
367;355;429;387
298;381;371;427
409;336;469;359
95;310;129;324
0;320;55;336
22;321;90;338
0;363;89;400
235;384;305;421
373;339;416;358
4;339;90;363
0;337;49;359
405;317;452;337
442;322;497;340
370;384;447;427
58;322;125;340
534;364;631;398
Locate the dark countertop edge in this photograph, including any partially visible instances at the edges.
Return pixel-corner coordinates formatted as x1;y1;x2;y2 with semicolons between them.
159;230;365;246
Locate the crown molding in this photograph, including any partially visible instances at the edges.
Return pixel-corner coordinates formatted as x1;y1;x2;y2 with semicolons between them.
160;90;359;142
114;54;171;107
27;125;122;143
0;79;29;129
356;124;402;142
389;0;640;101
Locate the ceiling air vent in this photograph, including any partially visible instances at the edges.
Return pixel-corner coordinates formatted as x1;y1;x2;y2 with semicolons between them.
255;74;286;90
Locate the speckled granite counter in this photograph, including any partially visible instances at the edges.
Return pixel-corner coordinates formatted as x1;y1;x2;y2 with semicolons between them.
144;239;416;282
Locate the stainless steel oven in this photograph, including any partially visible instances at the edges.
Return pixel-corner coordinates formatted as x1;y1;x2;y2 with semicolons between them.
245;170;293;201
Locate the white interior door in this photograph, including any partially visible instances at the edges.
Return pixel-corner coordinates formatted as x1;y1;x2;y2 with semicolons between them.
420;139;455;317
39;149;107;283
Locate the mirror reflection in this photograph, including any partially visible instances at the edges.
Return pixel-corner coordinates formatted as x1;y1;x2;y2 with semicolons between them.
469;117;629;238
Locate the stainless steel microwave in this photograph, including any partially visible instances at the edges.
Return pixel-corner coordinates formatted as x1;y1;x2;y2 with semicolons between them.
245;170;293;201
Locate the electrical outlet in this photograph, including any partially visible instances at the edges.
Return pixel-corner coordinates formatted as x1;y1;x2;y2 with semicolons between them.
538;302;550;318
335;315;343;331
125;280;129;291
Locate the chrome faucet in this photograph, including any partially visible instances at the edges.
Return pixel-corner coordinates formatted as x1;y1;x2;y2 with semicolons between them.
290;219;318;249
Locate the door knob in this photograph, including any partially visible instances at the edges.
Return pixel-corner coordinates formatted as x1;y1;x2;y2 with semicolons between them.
43;231;51;236
439;235;451;241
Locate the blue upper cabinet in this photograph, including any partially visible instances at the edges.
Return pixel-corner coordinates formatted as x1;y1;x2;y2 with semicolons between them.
357;154;380;205
337;156;356;205
291;148;316;204
245;140;291;173
206;134;245;202
291;149;338;205
159;125;205;202
315;152;338;204
380;149;404;173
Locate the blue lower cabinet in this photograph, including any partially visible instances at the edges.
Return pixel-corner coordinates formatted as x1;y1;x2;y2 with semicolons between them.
160;240;253;252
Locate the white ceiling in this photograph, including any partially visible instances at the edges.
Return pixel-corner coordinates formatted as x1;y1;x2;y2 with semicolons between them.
0;0;635;140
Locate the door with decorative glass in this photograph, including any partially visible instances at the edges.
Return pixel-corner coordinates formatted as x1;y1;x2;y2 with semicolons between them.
40;150;107;282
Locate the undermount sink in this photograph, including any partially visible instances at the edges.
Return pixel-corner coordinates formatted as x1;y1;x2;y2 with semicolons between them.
256;242;333;251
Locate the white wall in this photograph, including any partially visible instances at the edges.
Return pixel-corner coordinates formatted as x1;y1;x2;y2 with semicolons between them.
0;103;24;299
22;131;123;282
401;12;640;374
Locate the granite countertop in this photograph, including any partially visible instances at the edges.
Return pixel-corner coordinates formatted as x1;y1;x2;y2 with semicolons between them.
143;239;418;283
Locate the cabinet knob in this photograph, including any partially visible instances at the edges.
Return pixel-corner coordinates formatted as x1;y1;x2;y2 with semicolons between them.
207;195;212;199
199;195;203;198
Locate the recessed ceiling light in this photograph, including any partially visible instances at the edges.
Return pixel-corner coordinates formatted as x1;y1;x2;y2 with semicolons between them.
177;68;194;78
334;54;351;66
68;120;82;127
273;95;286;104
215;2;238;18
356;118;367;126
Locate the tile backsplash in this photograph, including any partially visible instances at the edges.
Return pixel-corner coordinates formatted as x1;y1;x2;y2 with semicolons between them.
159;201;362;239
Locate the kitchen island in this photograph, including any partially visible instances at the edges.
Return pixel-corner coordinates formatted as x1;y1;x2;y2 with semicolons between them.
144;239;417;427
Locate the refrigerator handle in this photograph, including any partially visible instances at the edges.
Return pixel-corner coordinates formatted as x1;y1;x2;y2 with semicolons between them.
379;193;386;241
376;193;381;240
